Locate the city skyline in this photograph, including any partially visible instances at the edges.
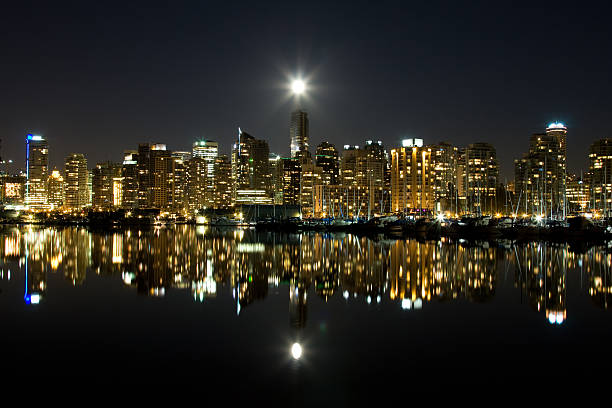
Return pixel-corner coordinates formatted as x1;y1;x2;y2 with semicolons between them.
2;2;612;180
3;122;610;218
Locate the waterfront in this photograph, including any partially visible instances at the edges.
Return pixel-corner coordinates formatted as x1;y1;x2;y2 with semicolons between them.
1;225;611;399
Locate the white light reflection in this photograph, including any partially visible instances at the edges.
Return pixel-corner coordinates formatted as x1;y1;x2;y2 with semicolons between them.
291;343;302;360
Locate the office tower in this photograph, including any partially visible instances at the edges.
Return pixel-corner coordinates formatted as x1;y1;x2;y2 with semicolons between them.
172;151;192;162
135;143;184;210
192;140;217;161
121;151;139;209
137;143;152;208
429;141;458;213
92;162;122;210
150;144;173;209
514;123;567;216
150;143;171;208
588;138;612;215
282;157;301;205
47;169;65;209
269;153;284;205
315;141;339;185
186;140;217;210
213;154;233;209
64;153;89;210
166;153;189;213
25;134;49;209
290;110;309;159
231;129;272;204
187;156;209;211
462;142;498;215
390;138;434;214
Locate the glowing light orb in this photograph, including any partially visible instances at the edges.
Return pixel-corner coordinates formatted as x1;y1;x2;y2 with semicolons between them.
291;79;305;94
291;342;303;360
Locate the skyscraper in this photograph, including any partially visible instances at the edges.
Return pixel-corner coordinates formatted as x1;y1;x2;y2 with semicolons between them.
514;123;567;216
588;138;612;215
47;169;65;209
121;151;139;209
213;154;233;209
290;110;309;159
92;162;122;210
462;143;498;215
390;139;434;214
430;142;458;213
282;157;301;206
232;129;272;204
315;142;340;186
191;140;218;208
64;153;89;210
25;134;49;209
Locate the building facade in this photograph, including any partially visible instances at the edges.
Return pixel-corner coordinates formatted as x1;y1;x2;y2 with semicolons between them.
25;134;49;210
64;153;89;210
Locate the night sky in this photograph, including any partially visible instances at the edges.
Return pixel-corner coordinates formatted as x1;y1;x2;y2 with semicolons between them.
2;1;611;179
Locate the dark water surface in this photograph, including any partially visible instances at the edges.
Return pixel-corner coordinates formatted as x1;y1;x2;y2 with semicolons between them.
1;225;611;401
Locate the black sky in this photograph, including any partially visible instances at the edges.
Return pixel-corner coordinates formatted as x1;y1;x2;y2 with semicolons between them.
1;0;611;179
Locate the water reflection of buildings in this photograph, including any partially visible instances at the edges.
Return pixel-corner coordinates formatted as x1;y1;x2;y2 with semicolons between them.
583;250;612;310
0;228;92;304
513;243;568;324
2;227;612;324
390;239;497;309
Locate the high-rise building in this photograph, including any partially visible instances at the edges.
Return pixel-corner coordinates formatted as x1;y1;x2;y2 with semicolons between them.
315;142;340;186
187;140;217;209
134;143;184;210
47;169;65;209
169;154;187;212
269;154;284;205
231;129;272;204
213;154;233;209
299;162;322;217
338;141;389;217
514;123;567;216
150;144;171;208
588;138;612;215
64;153;89;210
462;142;498;215
0;174;26;206
187;156;209;211
361;140;389;217
25;134;49;209
92;162;122;210
282;158;301;206
565;173;589;213
137;143;152;208
121;151;139;209
290;110;309;159
390;138;434;214
429;141;458;213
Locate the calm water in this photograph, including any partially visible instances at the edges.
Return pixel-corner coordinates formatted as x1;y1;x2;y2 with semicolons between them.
1;225;611;399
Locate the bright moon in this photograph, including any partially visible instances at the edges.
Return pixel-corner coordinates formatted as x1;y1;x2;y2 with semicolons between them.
291;342;302;360
291;79;305;94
